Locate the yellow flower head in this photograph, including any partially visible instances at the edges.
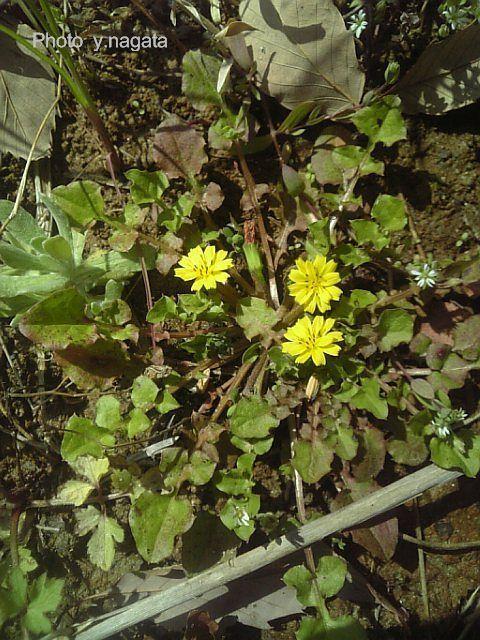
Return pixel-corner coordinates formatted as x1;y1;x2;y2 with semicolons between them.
174;245;233;292
282;315;343;366
288;256;342;313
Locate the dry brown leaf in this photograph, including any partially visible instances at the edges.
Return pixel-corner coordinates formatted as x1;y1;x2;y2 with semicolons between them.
153;114;207;179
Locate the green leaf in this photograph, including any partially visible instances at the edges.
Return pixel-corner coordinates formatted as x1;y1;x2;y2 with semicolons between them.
292;440;334;484
159;447;189;490
351;220;389;250
332;146;384;176
315;555;348;598
296;614;367;640
51;181;104;226
156;390;180;415
0;567;27;628
229;397;279;439
71;456;110;486
147;296;178;323
305;219;330;258
236;297;278;341
371;195;407;232
88;511;124;571
284;556;347;607
129;491;193;562
186;451;217;486
378;309;414;352
387;414;429;466
56;480;94;506
182;511;239;574
23;573;64;635
131;375;159;410
182;50;223;110
19;288;95;350
125;169;169;205
335;244;369;268
334;425;358;461
350;378;388;420
127;408;151;438
430;431;480;478
351;427;386;480
453;316;480;360
220;494;260;541
0;202;46;252
215;453;256;496
95;395;123;431
352;96;406;147
61;416;115;463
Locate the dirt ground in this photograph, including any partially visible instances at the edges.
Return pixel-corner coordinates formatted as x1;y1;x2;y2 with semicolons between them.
1;2;480;639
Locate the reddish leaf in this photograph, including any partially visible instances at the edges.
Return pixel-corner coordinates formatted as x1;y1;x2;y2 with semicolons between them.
185;610;219;640
153;114;207;180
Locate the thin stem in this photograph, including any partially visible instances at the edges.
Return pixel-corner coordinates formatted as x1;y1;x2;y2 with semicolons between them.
10;508;21;566
234;141;280;308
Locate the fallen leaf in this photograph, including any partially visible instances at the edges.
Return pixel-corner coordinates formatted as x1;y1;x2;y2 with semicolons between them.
153;114;207;180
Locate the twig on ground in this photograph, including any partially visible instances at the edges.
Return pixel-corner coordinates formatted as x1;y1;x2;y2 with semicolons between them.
414;497;431;628
402;534;480;553
73;464;462;640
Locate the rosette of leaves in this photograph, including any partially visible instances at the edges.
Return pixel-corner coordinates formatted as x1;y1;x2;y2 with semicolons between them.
0;185;153;320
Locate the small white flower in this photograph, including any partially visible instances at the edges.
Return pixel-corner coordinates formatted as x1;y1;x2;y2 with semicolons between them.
441;6;470;29
410;262;438;289
348;9;368;38
435;424;452;439
235;507;250;527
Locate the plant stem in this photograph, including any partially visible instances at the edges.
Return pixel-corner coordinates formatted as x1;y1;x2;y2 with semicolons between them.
10;507;21;566
234;141;280;308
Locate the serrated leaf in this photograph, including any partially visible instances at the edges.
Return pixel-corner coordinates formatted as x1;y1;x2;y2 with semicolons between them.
129;492;193;562
229;397;279;439
23;573;64;635
87;511;124;571
378;309;414;352
239;0;364;113
70;456;110;486
236;297;278;341
397;24;480;115
0;26;56;160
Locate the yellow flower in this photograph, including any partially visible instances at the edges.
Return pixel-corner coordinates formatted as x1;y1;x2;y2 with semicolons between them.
174;245;233;292
288;256;342;313
282;315;343;366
